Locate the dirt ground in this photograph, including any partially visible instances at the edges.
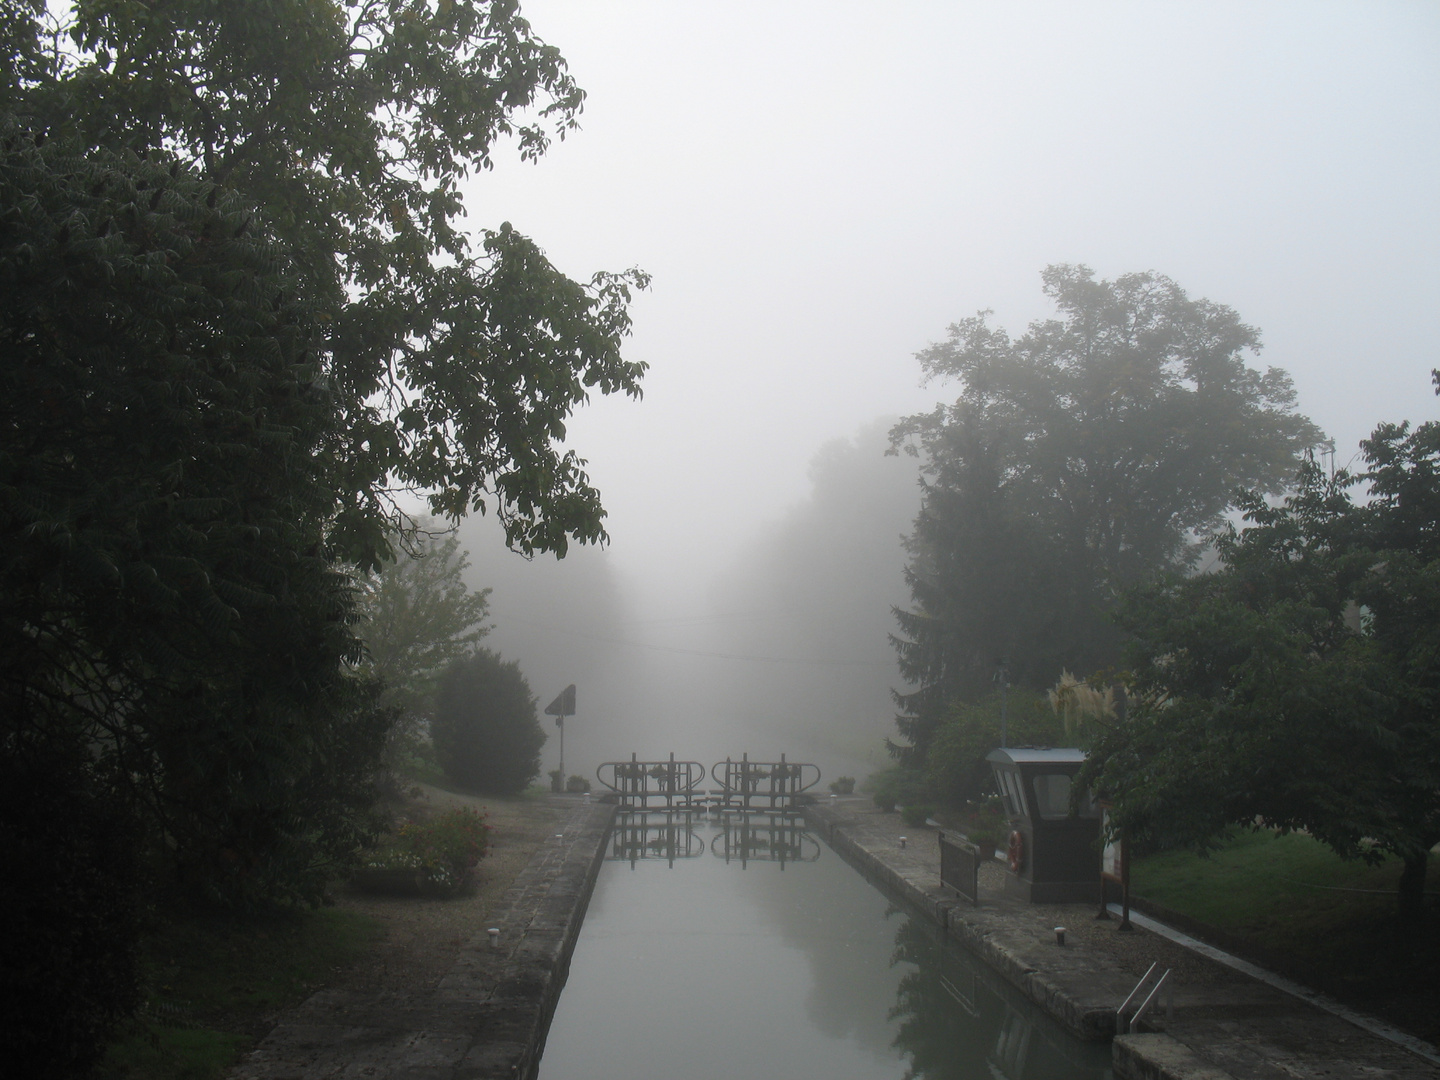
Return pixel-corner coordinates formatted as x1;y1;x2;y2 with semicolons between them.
328;785;568;996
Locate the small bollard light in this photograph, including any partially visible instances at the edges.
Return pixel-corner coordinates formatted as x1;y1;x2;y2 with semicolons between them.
899;836;907;849
583;791;591;804
487;928;501;948
1054;926;1067;946
829;793;837;802
554;833;564;842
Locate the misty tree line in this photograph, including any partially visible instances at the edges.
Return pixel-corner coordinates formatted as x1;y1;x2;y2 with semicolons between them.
889;266;1440;920
1;2;634;1073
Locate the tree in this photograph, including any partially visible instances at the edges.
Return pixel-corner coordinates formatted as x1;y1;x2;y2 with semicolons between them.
1080;413;1440;921
17;0;648;563
433;649;545;795
2;2;643;1064
0;118;398;1067
704;419;919;766
0;121;396;900
889;265;1323;762
357;527;492;720
356;525;492;779
1;0;645;902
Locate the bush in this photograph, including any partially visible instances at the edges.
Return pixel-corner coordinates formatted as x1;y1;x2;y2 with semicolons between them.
357;808;491;895
433;650;545;795
902;803;936;828
565;774;591;793
869;766;928;811
828;776;856;794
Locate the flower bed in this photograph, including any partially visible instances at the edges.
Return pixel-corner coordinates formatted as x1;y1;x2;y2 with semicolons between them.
352;807;491;898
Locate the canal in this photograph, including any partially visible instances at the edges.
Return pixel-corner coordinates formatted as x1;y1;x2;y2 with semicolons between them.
538;809;1113;1080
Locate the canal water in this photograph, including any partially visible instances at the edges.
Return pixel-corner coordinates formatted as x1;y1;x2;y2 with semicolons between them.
538;810;1113;1080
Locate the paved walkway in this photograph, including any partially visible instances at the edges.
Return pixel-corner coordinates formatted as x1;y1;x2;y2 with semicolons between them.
231;801;615;1080
805;797;1440;1080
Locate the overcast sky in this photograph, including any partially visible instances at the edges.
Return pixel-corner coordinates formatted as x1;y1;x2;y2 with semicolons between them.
464;1;1439;744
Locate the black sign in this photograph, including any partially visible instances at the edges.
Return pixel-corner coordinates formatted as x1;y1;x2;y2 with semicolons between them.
544;683;576;718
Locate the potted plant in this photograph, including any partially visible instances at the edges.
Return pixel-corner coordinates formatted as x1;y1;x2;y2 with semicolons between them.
965;830;998;860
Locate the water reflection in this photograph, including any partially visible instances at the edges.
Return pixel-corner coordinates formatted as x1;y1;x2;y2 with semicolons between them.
607;809;706;866
711;811;822;867
606;809;825;868
887;917;1112;1079
543;815;1110;1080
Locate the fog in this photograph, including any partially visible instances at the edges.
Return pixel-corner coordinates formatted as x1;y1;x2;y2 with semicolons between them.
456;1;1439;785
461;418;917;781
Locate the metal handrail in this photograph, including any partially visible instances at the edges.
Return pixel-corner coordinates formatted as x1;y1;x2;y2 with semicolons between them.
1116;962;1156;1027
596;753;707;808
1130;968;1171;1032
1116;963;1173;1034
709;754;820;808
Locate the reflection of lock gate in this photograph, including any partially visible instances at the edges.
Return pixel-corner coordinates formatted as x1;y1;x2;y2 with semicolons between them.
603;809;822;869
596;753;821;810
711;812;822;866
710;754;821;810
608;810;707;867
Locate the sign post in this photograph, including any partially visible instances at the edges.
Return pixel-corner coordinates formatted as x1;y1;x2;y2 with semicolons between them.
544;684;576;793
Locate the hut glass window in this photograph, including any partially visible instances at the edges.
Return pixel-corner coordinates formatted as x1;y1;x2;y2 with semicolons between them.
1032;773;1072;820
996;770;1027;818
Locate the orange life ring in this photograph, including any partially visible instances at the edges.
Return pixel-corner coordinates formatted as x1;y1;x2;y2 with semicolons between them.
1007;829;1025;873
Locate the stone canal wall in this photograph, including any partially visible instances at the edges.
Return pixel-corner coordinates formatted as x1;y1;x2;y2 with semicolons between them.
233;800;615;1080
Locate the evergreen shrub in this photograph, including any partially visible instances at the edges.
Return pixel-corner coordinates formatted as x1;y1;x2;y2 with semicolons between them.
432;650;545;795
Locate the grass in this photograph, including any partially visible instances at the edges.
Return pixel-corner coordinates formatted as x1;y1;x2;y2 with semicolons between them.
1132;830;1440;1043
98;905;384;1080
